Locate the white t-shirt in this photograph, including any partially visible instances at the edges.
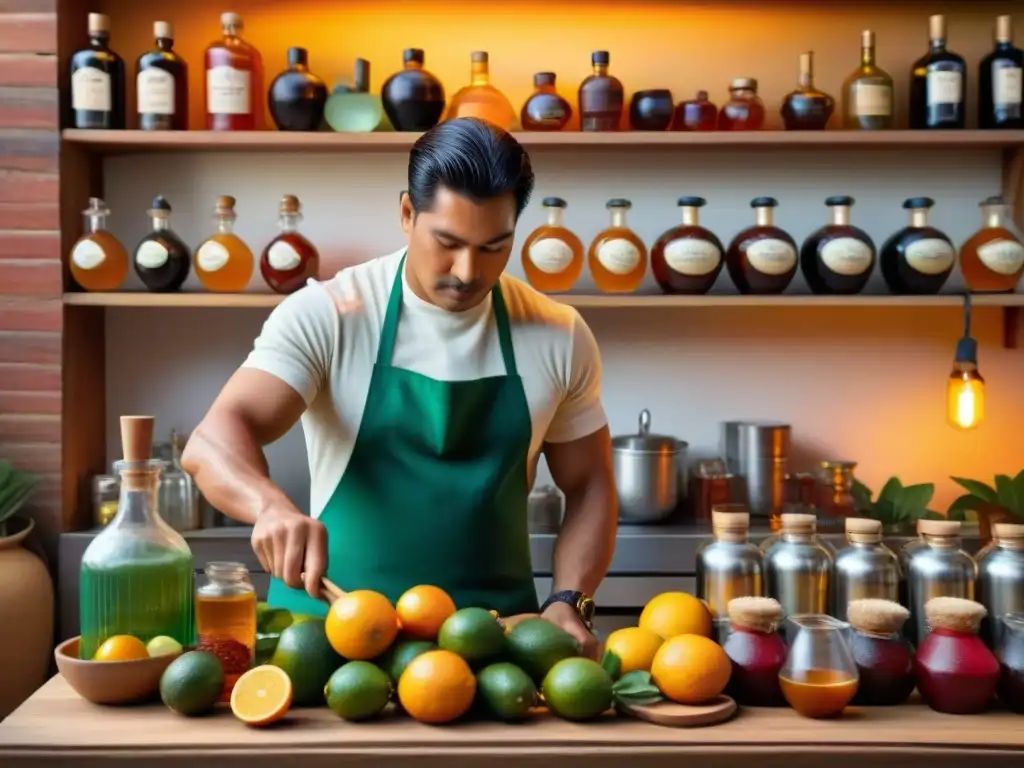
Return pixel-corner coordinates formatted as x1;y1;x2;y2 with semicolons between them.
243;248;607;519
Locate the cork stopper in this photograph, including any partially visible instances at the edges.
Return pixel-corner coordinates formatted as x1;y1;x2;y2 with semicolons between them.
845;517;882;544
88;13;109;33
727;597;782;634
929;14;946;42
215;195;236;213
798;52;813;78
847;599;909;636
279;195;301;215
153;21;173;40
995;523;1024;549
471;51;488;64
918;519;960;538
996;15;1012;44
861;30;875;48
221;12;242;29
781;513;816;534
120;416;154;462
925;597;986;635
712;507;750;542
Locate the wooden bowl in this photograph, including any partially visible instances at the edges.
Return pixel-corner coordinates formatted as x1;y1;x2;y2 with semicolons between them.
54;636;181;705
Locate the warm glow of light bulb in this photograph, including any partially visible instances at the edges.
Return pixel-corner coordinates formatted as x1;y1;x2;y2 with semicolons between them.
946;367;985;430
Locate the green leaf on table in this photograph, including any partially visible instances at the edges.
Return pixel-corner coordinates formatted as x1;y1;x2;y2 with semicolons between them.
256;604;293;635
996;474;1021;515
611;670;664;705
951;476;999;503
254;632;281;666
601;649;622;681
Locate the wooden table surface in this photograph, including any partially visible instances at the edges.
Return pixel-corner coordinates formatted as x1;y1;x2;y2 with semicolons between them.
1;676;1023;768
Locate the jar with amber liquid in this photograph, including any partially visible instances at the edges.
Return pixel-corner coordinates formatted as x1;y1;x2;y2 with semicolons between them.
779;614;859;718
520;72;571;131
800;196;876;295
726;197;798;294
194;196;254;293
672;90;717;131
196;561;256;701
718;78;765;130
780;52;835;130
261;195;320;294
651;196;724;294
204;12;263;131
959;196;1024;292
578;51;623;131
588;199;647;293
879;197;955;295
446;51;516;130
133;196;191;293
69;197;129;292
521;197;583;292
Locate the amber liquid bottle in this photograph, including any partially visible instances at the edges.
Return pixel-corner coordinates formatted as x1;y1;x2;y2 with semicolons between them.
650;197;725;295
69;197;129;292
578;51;623;131
261;195;320;294
879;197;956;295
718;78;765;130
842;30;895;130
204;12;263;131
521;73;572;131
133;196;191;293
800;196;876;295
726;197;798;295
588;199;647;293
780;52;835;130
136;21;188;131
959;196;1024;292
673;91;717;131
446;51;516;130
194;196;255;293
521;197;584;293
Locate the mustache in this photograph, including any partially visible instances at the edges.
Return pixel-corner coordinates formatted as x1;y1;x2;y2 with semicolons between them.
435;276;480;293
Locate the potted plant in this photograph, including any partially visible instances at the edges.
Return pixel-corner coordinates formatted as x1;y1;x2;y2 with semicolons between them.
947;470;1024;545
851;476;942;534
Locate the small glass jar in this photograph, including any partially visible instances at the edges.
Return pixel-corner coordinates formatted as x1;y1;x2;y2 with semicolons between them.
196;561;257;700
673;90;717;131
688;459;735;522
845;599;915;706
717;78;765;131
722;596;788;706
92;473;119;527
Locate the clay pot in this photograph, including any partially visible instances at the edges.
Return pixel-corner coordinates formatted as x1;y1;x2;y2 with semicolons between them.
54;636;181;705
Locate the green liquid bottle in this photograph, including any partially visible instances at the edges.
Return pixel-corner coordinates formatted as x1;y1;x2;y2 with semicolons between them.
325;58;383;133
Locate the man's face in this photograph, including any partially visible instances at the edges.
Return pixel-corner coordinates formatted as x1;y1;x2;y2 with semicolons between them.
400;186;517;312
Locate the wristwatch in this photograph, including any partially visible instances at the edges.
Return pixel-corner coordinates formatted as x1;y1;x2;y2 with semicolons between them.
541;590;596;629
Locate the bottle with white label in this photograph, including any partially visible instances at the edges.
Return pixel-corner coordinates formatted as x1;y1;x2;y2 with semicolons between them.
260;195;320;294
841;30;894;130
959;196;1024;292
69;197;129;292
879;197;955;295
726;197;798;295
205;12;263;131
909;14;966;130
136;21;188;131
587;199;648;293
194;196;254;293
800;196;876;295
979;15;1024;130
69;12;124;129
520;197;584;293
650;196;725;295
132;196;191;293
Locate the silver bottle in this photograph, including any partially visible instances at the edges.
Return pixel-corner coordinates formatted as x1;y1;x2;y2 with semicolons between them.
897;518;927;608
764;513;834;618
832;517;901;622
696;506;764;621
977;522;1024;648
905;519;976;646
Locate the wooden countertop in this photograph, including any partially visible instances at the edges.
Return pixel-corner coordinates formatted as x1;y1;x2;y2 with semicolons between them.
1;677;1023;767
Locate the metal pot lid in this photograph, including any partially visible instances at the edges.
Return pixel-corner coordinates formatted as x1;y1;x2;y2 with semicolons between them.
612;409;681;453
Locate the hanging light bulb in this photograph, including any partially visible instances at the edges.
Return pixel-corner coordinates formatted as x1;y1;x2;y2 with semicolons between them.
947;292;985;430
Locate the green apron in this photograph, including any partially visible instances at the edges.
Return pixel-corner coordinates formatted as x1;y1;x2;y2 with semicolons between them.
268;256;539;618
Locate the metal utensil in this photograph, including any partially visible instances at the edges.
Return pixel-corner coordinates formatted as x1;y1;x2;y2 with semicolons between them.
612;409;686;524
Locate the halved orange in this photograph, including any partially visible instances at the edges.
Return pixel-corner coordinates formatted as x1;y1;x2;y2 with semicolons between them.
230;665;293;727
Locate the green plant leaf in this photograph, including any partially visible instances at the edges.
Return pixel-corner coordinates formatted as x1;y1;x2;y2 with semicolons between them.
1013;470;1024;518
896;483;935;520
877;477;904;505
851;479;874;512
601;650;622;681
611;670;663;704
946;494;976;521
995;474;1020;515
951;476;999;504
254;633;281;666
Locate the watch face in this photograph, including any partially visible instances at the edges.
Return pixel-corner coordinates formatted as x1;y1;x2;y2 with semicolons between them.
576;595;596;622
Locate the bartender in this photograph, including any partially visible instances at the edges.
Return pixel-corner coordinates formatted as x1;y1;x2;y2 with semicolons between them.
183;117;617;656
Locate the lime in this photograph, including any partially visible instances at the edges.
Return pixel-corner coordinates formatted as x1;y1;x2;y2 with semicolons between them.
505;618;580;683
437;607;505;666
160;651;225;716
376;638;437;683
146;635;183;658
542;657;613;722
476;662;537;721
324;661;392;721
270;619;344;706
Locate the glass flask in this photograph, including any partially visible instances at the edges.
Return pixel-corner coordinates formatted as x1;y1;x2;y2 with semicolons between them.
779;614;859;718
997;613;1024;713
156;429;200;532
196;561;256;701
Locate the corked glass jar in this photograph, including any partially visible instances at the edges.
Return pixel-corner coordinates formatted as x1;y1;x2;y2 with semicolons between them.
722;596;788;706
915;597;1000;714
846;598;915;706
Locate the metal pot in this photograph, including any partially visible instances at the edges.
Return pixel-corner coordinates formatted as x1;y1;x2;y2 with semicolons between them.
612;409;687;524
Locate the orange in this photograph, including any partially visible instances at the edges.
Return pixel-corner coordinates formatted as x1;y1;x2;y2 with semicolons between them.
639;592;713;640
397;650;476;724
93;634;148;662
230;664;293;727
396;585;457;640
604;626;664;675
650;634;731;705
325;589;400;660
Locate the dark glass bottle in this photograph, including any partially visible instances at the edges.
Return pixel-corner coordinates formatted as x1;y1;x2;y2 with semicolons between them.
629;89;673;131
381;49;446;132
135;21;188;131
717;78;765;130
672;90;717;131
726;198;798;295
910;14;966;130
70;13;125;130
578;51;624;132
781;51;835;130
879;197;956;295
260;195;320;294
800;196;876;295
521;72;572;130
133;196;191;293
268;47;327;132
979;15;1024;130
650;197;725;295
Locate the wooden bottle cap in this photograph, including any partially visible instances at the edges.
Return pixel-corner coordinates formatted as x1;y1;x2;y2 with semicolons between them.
88;13;109;33
215;195;237;212
847;599;909;635
846;517;882;543
994;523;1024;543
918;519;960;537
781;513;816;534
280;195;301;215
925;597;986;634
727;597;782;633
712;508;749;530
120;416;154;462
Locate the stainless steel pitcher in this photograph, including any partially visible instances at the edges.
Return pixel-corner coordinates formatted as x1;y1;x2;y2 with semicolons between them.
832;517;901;622
905;519;976;646
763;513;834;618
977;522;1024;648
696;506;764;620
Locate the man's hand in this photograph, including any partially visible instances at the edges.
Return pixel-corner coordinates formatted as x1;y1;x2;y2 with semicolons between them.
541;601;602;660
251;501;328;600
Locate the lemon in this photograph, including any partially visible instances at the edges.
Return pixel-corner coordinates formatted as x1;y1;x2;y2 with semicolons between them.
604;627;664;675
147;635;184;658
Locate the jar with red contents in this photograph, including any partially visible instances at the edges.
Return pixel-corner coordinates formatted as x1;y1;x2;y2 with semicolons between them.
845;598;915;706
722;596;788;706
196;561;257;701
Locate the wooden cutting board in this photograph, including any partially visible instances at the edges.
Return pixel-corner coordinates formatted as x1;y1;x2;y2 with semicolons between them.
616;696;737;728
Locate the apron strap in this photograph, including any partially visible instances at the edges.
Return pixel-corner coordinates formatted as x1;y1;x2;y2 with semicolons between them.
490;282;518;377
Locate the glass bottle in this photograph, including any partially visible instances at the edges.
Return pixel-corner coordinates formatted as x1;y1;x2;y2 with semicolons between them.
997;613;1024;713
194;195;254;293
578;51;624;132
650;196;725;295
587;199;647;294
722;596;787;707
268;47;327;132
845;598;915;706
763;513;833;619
133;196;191;293
325;58;383;133
779;615;859;718
672;90;717;131
78;416;195;660
156;430;199;533
831;517;900;623
196;562;256;701
520;72;572;131
780;51;835;131
979;15;1023;130
261;194;320;294
879;197;956;295
959;195;1024;293
380;49;446;132
717;78;765;131
520;197;584;293
910;14;966;130
977;523;1024;648
695;509;764;621
69;197;129;292
204;12;263;131
842;30;894;130
726;197;798;295
135;21;188;131
70;12;125;130
800;196;876;295
446;51;516;130
905;520;976;647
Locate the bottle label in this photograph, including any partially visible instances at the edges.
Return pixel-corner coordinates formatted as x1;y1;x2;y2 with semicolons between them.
72;66;111;112
977;239;1024;276
596;238;641;275
71;239;105;270
528;238;574;275
207;66;252;115
663;238;721;276
746;238;796;276
994;66;1024;107
138;68;175;115
905;238;955;275
853;83;892;116
820;237;873;276
136;241;169;270
267;241;301;272
927;70;963;106
197;241;230;273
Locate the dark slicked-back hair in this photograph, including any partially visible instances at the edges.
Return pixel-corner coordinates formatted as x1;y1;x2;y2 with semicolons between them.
407;118;535;219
